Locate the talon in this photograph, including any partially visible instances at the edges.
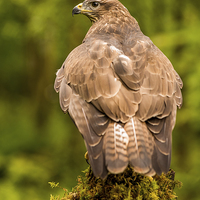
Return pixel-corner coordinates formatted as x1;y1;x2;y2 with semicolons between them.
84;151;89;164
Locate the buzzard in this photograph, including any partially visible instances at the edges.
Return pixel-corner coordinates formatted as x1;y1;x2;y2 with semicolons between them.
54;0;183;179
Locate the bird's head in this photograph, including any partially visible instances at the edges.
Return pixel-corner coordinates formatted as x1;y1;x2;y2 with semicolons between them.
72;0;130;23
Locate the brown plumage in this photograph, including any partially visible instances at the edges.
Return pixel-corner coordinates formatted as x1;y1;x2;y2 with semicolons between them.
54;0;183;179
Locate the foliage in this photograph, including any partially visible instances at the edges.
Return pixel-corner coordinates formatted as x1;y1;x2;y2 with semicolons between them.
0;0;200;199
49;166;182;200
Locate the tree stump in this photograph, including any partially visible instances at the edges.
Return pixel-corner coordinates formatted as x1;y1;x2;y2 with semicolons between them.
49;166;182;200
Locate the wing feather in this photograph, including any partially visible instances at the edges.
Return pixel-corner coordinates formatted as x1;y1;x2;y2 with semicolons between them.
68;94;109;178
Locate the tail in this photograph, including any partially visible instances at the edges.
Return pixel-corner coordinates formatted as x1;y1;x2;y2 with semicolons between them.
104;117;156;177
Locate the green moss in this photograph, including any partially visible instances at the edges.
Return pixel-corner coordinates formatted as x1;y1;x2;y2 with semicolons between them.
49;166;182;200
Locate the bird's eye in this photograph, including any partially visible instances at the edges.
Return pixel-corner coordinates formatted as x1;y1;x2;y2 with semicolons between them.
91;2;100;8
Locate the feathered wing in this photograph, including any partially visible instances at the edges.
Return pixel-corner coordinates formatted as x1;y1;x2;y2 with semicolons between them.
114;34;183;175
54;34;182;178
55;61;110;178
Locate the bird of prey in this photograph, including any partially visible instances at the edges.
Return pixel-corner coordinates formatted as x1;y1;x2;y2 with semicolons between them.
54;0;183;179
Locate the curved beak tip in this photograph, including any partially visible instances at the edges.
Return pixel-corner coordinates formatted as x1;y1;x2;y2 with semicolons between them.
72;7;81;16
72;3;82;16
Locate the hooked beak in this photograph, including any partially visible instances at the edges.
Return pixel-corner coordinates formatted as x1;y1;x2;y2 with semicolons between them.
72;3;83;16
72;3;93;16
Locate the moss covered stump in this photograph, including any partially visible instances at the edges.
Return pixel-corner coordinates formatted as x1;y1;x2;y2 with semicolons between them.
49;166;182;200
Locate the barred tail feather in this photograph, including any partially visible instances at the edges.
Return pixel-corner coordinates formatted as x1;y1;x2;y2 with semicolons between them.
125;117;155;176
104;122;129;174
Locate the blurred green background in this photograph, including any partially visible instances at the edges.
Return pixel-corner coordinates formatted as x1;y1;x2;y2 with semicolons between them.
0;0;199;199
